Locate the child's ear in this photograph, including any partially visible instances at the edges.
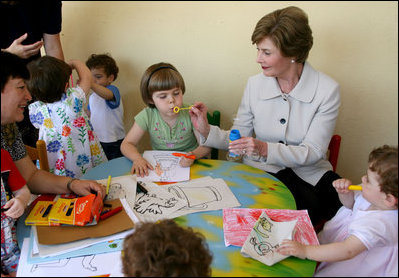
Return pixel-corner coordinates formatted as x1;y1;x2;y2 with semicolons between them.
108;74;115;83
385;193;398;209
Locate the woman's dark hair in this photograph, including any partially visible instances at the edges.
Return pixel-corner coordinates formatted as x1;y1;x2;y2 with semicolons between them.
26;56;72;103
0;51;30;92
86;53;119;81
251;6;313;63
122;219;213;277
140;62;185;108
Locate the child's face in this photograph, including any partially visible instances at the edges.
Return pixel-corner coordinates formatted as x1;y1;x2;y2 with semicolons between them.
151;87;183;117
361;168;389;209
91;67;114;87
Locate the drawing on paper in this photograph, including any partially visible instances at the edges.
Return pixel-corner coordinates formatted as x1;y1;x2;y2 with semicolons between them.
139;151;190;182
250;216;279;256
134;192;179;214
250;237;278;256
30;255;97;272
168;185;222;210
105;182;127;200
152;153;179;181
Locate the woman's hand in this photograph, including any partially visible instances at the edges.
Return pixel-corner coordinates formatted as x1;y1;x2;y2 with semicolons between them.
4;33;43;59
132;157;154;177
69;179;106;199
189;102;211;138
228;137;268;158
277;239;307;259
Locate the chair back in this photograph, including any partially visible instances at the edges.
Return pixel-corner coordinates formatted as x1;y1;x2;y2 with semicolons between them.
25;140;50;172
207;110;221;159
328;134;341;172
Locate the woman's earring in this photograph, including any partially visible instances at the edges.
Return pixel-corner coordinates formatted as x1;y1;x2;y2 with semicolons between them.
291;59;295;64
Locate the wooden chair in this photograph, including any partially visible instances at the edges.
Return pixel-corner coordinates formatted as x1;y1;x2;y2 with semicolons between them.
328;134;341;172
25;140;50;172
207;110;221;159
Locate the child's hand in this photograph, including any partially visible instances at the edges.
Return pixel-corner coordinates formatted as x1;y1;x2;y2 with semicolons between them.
276;239;307;259
179;157;194;167
132;157;154;177
3;197;26;219
333;178;352;194
179;152;195;167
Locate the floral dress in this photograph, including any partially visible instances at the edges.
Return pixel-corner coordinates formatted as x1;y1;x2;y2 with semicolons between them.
28;86;107;178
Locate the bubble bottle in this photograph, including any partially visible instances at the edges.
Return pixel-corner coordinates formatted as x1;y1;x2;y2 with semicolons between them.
226;129;242;162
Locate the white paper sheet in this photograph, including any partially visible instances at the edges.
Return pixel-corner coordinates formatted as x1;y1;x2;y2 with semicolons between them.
165;177;241;218
97;174;137;209
137;150;190;182
17;238;124;277
132;181;188;223
240;211;297;266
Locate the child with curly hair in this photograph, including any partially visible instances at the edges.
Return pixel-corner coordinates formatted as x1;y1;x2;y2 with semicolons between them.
86;54;125;160
28;56;107;178
277;145;398;277
122;219;213;276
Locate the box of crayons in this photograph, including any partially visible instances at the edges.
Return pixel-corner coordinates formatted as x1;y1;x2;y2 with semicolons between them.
25;193;103;226
25;201;60;226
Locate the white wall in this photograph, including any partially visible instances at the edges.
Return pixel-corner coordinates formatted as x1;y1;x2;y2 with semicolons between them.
61;1;398;182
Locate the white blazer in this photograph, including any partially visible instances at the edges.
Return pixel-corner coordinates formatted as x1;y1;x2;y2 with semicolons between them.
201;62;340;186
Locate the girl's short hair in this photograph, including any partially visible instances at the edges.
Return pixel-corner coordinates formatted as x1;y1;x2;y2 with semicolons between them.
27;56;72;103
140;62;185;108
368;145;398;199
251;6;313;63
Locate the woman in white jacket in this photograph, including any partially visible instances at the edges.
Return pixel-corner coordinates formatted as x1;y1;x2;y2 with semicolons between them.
190;6;342;226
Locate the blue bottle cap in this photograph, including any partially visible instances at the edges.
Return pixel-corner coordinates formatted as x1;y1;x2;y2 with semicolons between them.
229;129;241;141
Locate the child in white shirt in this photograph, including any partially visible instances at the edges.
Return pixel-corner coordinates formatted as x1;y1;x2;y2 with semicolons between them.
277;145;398;277
86;54;125;160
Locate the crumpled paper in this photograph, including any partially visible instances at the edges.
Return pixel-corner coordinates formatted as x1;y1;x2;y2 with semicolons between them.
240;211;297;266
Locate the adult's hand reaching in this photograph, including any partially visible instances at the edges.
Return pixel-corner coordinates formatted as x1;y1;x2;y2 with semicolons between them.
3;33;43;59
189;102;211;138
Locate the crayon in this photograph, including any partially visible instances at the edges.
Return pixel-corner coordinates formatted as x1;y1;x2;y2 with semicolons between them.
100;206;122;220
348;185;362;191
106;175;111;195
194;160;212;167
172;152;196;160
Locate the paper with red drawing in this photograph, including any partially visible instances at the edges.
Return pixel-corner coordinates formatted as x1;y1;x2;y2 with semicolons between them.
223;208;319;247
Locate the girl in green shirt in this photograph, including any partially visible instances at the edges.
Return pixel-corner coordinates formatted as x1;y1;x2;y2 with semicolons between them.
121;62;211;177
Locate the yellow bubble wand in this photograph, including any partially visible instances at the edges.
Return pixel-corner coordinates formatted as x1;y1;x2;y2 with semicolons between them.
173;105;193;113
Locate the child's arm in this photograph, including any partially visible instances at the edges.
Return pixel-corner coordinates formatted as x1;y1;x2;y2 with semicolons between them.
277;235;367;262
91;82;114;100
332;178;355;209
120;122;154;177
4;184;31;219
68;59;92;95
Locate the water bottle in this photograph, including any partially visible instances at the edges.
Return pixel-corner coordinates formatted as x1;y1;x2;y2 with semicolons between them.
226;129;242;161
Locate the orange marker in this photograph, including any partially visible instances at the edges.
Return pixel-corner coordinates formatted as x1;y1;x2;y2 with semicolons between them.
348;185;362;191
172;152;196;160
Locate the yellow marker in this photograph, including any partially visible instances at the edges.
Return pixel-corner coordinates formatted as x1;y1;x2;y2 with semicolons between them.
348;185;362;191
106;175;111;195
173;105;193;113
